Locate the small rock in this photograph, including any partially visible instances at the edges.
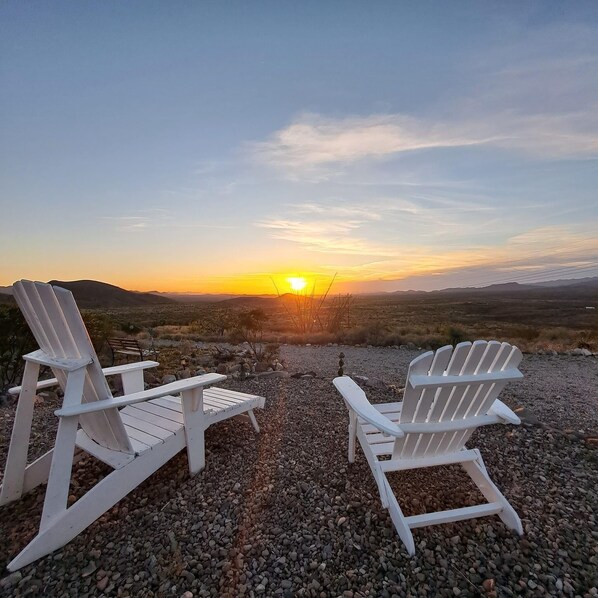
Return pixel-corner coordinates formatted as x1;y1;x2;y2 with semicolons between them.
483;579;495;592
97;576;109;591
81;561;97;578
0;571;22;589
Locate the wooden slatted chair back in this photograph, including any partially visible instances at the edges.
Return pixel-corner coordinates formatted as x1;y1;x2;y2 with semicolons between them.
12;280;133;453
395;341;522;460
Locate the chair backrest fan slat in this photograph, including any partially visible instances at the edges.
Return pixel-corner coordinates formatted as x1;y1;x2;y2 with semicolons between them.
13;281;132;453
393;340;522;460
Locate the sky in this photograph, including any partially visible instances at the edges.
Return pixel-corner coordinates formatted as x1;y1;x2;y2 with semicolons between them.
1;1;597;294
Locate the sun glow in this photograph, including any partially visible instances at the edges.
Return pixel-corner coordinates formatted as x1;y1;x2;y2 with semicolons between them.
288;277;308;292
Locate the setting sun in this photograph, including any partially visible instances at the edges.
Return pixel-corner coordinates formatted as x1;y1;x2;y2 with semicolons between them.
288;277;308;292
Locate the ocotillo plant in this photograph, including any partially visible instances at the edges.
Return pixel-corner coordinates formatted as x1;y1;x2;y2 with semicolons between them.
272;274;338;334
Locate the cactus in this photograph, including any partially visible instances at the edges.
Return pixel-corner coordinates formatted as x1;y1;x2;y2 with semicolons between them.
338;352;345;377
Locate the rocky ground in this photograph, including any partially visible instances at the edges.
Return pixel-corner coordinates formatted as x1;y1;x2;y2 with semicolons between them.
0;346;596;597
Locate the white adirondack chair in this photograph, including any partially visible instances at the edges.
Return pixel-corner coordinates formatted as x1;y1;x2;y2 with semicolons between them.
1;280;265;571
333;340;524;555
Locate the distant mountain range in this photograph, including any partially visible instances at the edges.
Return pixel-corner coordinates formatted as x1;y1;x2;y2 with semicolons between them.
149;291;276;303
389;277;598;297
0;276;596;308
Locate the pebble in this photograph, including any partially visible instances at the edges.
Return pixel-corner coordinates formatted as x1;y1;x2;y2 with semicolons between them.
0;346;595;596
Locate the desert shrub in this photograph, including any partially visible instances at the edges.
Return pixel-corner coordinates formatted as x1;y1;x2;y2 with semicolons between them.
232;309;269;361
190;307;235;338
82;312;115;353
446;326;468;346
504;326;540;341
0;305;36;392
416;335;448;350
262;343;280;363
119;321;142;335
577;331;596;351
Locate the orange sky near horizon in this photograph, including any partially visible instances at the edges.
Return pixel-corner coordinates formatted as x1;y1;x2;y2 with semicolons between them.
3;224;597;295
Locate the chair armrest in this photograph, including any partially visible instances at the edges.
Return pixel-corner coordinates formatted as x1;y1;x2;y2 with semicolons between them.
487;399;521;425
101;360;159;377
8;360;160;396
9;378;61;396
333;376;404;437
55;373;227;417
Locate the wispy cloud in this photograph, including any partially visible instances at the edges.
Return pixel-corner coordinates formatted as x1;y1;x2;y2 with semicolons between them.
256;218;395;256
325;226;598;288
290;202;383;221
250;108;598;179
250;113;500;179
102;209;235;232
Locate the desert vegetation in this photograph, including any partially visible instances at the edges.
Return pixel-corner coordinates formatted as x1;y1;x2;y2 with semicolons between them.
92;291;597;354
2;289;595;395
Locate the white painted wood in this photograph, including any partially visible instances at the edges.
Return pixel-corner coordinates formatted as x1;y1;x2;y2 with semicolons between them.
14;281;132;453
132;401;185;424
382;476;415;556
487;399;521;424
379;448;479;472
40;366;86;531
7;430;187;571
333;377;404;437
180;388;206;474
121;404;182;432
55;373;227;417
8;378;60;395
120;370;145;395
247;409;260;433
348;410;357;463
333;341;524;556
0;361;40;505
3;280;266;570
23;350;92;371
21;450;54;493
399;346;450;459
406;502;503;529
75;430;136;469
8;360;160;396
408;368;523;390
461;450;523;534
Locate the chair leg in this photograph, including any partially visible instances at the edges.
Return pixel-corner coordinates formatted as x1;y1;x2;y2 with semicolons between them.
247;409;260;433
0;361;40;506
461;451;523;535
7;432;185;572
181;388;206;475
348;411;357;463
382;475;415;556
39;368;87;530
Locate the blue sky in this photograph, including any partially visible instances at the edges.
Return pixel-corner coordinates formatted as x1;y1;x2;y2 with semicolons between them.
1;1;597;293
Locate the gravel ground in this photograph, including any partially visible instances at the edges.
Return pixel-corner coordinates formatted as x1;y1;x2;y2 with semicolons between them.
0;346;596;597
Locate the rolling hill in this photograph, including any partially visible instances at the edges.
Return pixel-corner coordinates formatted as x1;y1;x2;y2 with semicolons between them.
46;280;175;309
